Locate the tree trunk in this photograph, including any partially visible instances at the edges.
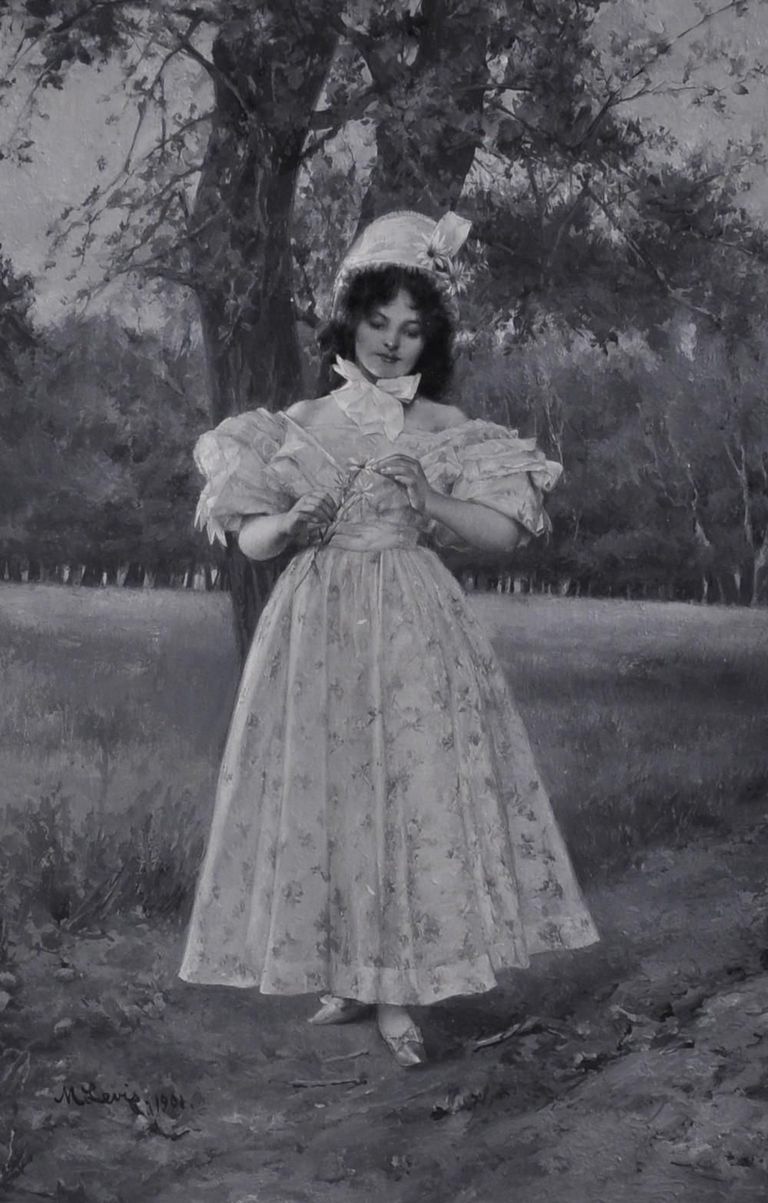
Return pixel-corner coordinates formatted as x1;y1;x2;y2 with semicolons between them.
81;563;101;588
123;562;144;588
189;9;340;650
751;534;768;606
225;537;293;659
153;563;172;589
355;0;489;228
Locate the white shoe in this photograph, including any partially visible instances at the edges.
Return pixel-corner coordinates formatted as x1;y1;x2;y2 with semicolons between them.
377;1004;427;1067
308;995;373;1025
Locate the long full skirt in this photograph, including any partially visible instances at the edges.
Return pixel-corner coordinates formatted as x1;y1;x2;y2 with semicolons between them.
179;546;599;1005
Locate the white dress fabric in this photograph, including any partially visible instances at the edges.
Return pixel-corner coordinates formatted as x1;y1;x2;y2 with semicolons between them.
179;401;599;1005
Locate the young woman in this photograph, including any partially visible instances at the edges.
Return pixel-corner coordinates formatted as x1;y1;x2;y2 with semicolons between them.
179;210;599;1067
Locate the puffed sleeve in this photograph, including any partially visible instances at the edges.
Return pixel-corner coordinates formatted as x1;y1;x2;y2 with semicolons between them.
422;420;562;554
193;409;293;545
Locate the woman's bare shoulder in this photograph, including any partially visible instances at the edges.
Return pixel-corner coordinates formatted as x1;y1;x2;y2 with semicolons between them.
439;404;470;429
413;400;468;431
283;396;337;426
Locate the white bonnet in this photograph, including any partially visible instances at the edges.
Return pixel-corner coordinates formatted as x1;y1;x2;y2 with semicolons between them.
331;209;472;321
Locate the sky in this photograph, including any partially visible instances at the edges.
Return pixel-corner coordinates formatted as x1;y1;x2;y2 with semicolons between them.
0;0;766;326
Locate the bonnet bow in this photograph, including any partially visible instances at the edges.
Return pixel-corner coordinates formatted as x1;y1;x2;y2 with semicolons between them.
331;210;473;322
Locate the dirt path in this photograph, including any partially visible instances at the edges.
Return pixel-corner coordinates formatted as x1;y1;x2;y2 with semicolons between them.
5;816;768;1203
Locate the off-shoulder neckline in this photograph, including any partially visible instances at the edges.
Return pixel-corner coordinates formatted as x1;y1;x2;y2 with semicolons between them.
278;410;513;443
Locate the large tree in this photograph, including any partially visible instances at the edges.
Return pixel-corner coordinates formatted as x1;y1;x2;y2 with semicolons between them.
2;0;766;637
0;249;36;383
2;1;346;648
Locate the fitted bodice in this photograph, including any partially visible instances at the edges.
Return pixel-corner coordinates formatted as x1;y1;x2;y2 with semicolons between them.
271;420;429;551
192;405;562;555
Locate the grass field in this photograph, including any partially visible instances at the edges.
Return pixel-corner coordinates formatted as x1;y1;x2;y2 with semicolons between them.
479;593;768;875
2;583;768;1202
1;583;767;928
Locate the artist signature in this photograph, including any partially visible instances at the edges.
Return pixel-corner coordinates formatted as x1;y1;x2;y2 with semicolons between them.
54;1082;187;1114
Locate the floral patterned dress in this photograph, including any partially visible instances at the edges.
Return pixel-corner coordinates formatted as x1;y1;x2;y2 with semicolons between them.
178;405;599;1005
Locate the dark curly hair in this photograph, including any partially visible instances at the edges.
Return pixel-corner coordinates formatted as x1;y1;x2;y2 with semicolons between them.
315;265;455;400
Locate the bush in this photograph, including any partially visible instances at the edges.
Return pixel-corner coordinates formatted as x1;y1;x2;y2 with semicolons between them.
0;783;205;935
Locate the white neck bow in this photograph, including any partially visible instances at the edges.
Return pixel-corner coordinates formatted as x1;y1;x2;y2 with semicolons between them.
330;357;420;441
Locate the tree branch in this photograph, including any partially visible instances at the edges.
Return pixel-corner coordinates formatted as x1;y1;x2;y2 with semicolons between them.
572;0;752;150
174;35;250;118
586;184;723;328
47;0;140;40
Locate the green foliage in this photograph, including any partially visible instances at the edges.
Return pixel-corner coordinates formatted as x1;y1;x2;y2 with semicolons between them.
2;589;765;933
0;249;36;383
0;312;212;573
6;1;765;359
289;2;768;363
1;304;766;601
454;319;768;602
2;2;768;605
0;783;205;929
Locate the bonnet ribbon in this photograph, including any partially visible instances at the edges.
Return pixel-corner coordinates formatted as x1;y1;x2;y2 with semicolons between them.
330;357;420;441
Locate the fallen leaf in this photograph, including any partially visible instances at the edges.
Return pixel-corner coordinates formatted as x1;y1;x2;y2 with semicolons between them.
150;1112;190;1140
322;1048;370;1064
55;1180;88;1202
431;1070;507;1118
316;1152;352;1183
572;1048;620;1072
671;986;709;1020
138;991;166;1018
472;1015;547;1049
668;1140;727;1177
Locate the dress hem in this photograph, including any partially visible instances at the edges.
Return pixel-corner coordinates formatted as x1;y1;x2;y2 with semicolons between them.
177;925;600;1005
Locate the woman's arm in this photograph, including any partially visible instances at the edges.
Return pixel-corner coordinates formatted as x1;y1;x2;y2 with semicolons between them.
425;490;523;555
237;489;339;561
237;512;296;561
373;454;523;556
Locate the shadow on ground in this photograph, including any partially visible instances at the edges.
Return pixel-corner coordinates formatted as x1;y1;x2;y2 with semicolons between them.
4;816;768;1202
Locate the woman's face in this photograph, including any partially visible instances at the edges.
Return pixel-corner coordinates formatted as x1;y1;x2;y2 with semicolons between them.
353;288;426;380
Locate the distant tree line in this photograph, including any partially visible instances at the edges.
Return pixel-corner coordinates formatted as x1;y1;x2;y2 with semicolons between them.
0;312;210;589
456;321;768;608
1;307;766;605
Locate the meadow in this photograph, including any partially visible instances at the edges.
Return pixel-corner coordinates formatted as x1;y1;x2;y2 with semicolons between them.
2;583;768;1201
1;582;767;932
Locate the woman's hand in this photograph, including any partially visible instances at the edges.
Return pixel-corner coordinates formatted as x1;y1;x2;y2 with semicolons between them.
283;489;339;543
238;490;338;561
371;454;435;516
